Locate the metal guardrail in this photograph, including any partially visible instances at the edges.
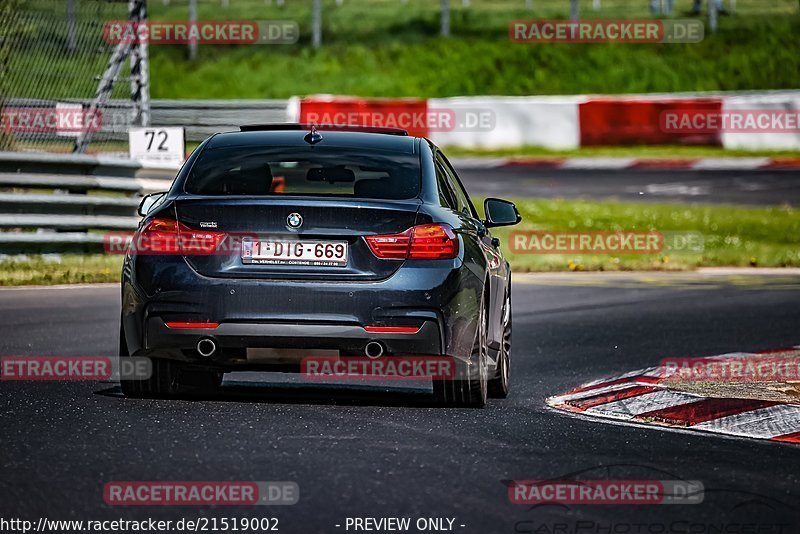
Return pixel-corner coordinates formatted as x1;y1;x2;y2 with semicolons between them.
0;151;143;176
5;98;290;144
0;152;171;254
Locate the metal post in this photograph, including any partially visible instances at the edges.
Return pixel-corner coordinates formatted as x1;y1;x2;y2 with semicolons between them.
570;0;579;22
66;0;77;53
525;0;533;9
312;0;322;48
440;0;450;37
73;41;133;153
188;0;197;60
709;0;718;32
130;0;150;127
593;0;600;10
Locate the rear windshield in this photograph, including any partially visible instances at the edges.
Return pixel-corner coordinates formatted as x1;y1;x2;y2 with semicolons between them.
184;145;420;200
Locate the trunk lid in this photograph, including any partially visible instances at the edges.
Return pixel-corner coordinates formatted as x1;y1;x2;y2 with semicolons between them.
175;197;420;280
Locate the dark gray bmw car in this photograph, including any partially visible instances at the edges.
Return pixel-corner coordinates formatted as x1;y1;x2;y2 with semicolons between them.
120;124;521;407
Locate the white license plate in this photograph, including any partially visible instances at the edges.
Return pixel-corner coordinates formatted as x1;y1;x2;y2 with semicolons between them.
241;238;348;267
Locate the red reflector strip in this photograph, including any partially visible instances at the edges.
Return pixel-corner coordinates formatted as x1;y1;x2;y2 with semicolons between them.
165;322;220;329
364;325;421;334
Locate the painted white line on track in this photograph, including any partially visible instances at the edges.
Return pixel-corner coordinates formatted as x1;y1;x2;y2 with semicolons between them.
561;158;636;169
0;283;118;291
692;158;770;170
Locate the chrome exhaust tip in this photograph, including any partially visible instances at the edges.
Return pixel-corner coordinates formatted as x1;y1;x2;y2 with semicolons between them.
197;338;217;358
364;341;385;359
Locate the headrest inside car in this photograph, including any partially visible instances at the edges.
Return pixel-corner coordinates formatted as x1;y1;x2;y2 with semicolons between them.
226;163;273;195
306;167;356;183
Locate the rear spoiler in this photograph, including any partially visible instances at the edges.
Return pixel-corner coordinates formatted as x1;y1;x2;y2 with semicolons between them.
239;123;409;136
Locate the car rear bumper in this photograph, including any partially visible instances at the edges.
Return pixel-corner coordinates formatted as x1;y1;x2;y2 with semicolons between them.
146;317;442;358
122;255;484;364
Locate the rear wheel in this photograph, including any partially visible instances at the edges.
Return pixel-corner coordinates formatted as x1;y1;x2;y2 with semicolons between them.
433;295;488;408
488;289;512;398
119;324;223;398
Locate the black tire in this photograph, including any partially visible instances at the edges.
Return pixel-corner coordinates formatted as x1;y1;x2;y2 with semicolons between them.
433;294;488;408
488;288;512;399
119;324;223;398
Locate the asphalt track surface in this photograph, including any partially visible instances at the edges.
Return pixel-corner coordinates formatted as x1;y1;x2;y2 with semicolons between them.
455;167;800;205
1;273;799;533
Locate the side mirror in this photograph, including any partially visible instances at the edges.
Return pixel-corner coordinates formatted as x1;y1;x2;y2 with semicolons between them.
484;198;521;228
137;192;167;217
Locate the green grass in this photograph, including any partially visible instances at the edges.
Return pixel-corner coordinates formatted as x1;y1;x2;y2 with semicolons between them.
0;199;797;285
486;199;800;272
6;0;800;100
148;6;800;98
0;255;122;286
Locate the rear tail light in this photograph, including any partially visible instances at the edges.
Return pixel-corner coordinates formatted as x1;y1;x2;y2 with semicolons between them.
365;223;458;260
133;217;225;255
364;325;422;334
165;321;220;329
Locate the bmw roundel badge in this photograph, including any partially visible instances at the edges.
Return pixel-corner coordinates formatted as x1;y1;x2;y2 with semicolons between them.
287;212;303;229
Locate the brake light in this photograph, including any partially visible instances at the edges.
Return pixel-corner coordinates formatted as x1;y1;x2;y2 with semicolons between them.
364;325;422;334
365;224;458;260
165;322;220;329
133;217;225;255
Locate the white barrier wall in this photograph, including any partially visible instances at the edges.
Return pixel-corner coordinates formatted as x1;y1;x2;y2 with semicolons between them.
428;96;584;150
721;92;800;151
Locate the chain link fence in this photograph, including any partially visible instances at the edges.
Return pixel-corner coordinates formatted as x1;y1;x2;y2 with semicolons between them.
0;0;143;155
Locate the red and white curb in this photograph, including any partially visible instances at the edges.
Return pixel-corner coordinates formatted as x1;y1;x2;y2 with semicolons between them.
546;346;800;444
452;157;800;171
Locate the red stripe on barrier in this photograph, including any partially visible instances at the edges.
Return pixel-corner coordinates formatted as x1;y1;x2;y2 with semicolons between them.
503;157;566;168
299;96;429;138
634;398;777;426
761;158;800;170
566;385;657;411
565;374;663;396
629;159;698;169
772;431;800;444
579;98;723;146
